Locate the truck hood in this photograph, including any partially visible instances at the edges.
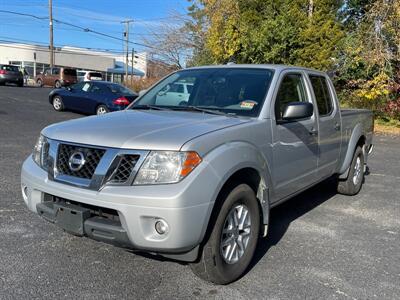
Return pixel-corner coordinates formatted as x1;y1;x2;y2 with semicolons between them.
42;110;251;150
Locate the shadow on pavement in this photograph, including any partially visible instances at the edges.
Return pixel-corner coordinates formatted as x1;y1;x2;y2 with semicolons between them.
247;176;338;273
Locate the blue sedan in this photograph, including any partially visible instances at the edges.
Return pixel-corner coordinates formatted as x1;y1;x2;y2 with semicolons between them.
48;81;138;115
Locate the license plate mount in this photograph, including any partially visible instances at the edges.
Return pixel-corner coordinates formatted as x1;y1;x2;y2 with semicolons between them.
54;203;91;236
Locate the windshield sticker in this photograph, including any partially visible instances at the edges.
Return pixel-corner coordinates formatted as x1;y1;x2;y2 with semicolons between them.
240;100;257;109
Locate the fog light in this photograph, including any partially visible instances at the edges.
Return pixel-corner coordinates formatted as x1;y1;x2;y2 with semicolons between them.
155;219;169;235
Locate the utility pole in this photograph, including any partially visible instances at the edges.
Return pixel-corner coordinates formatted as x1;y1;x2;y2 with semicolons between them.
131;48;134;85
121;19;133;85
49;0;54;68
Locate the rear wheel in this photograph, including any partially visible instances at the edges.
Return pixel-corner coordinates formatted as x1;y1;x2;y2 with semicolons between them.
190;183;260;284
37;79;43;87
337;146;365;195
96;105;109;115
55;80;61;89
52;95;64;112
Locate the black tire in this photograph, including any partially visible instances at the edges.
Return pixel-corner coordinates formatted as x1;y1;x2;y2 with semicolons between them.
190;183;260;284
96;105;109;115
37;79;43;87
337;146;365;195
55;80;61;89
52;95;64;112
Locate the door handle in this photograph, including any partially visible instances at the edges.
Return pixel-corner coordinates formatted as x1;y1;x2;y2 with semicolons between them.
309;128;318;136
334;123;341;131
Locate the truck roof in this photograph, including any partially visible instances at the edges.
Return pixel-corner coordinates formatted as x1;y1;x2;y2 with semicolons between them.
185;64;327;75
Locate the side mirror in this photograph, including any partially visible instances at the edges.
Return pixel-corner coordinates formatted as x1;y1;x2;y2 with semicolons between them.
138;89;148;97
282;102;313;121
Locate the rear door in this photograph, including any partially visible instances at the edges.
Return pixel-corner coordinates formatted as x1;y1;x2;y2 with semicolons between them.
87;83;107;113
308;74;341;178
271;71;319;201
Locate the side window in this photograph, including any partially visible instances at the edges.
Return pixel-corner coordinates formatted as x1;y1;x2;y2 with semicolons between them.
275;73;308;121
52;68;60;75
44;68;51;75
90;84;103;93
309;75;333;116
169;83;184;93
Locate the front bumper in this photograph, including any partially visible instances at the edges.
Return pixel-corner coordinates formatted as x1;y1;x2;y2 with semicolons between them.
21;156;219;261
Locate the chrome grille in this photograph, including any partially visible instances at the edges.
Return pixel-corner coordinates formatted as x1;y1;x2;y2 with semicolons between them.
108;155;140;184
57;144;105;179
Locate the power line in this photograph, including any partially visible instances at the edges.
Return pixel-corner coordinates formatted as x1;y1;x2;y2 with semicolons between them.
0;36;126;53
0;40;125;58
0;9;192;62
0;9;47;20
0;9;159;50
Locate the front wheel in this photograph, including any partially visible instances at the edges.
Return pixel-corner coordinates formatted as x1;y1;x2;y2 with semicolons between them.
190;183;260;284
337;146;365;195
52;95;64;111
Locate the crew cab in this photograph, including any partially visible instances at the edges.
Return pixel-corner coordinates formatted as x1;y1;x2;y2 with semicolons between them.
21;65;373;284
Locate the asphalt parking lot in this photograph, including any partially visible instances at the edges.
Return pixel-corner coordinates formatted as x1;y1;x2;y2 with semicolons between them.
0;85;399;299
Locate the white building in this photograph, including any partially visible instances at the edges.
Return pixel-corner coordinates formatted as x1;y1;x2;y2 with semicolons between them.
0;43;146;82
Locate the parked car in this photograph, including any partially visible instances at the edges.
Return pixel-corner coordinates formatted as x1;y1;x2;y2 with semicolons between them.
155;81;194;106
36;67;78;88
0;64;24;87
22;65;373;284
77;70;103;82
48;81;138;115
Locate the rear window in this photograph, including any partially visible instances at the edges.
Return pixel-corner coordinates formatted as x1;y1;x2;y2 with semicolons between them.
63;68;77;76
309;75;333;116
1;65;19;72
107;84;135;95
89;72;102;78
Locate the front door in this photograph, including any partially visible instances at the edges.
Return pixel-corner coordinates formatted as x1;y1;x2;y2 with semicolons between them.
271;72;319;201
308;74;341;178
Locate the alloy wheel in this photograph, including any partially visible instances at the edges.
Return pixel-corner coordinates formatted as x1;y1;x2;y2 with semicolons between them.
220;204;251;264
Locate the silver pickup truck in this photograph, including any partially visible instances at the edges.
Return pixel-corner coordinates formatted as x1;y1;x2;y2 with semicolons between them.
21;65;373;284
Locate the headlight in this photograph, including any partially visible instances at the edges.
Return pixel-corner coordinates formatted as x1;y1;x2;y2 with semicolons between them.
32;134;49;169
134;151;202;185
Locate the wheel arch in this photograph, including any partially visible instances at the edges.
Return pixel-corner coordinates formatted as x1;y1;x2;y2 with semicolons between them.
49;93;59;104
197;142;272;245
338;123;367;178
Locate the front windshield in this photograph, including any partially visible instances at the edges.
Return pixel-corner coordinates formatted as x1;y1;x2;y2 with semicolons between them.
130;68;274;117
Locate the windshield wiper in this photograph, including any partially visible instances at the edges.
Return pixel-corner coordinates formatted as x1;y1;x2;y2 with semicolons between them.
130;104;171;111
172;106;237;117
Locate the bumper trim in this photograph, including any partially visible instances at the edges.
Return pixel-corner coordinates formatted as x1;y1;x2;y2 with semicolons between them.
37;202;131;245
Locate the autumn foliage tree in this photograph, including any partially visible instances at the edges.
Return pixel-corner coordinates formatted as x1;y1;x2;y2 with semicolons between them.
183;0;400;121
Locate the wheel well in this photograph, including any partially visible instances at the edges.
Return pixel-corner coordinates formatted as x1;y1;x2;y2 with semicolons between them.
202;168;264;243
221;168;261;197
51;94;59;103
357;135;366;147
